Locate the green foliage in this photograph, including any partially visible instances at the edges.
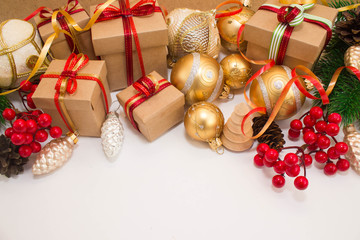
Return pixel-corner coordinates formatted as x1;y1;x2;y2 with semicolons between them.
0;95;11;126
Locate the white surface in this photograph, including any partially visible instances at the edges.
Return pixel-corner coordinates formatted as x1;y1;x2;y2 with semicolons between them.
1;58;360;240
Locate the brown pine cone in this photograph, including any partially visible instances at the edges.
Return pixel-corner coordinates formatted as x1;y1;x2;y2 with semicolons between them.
0;135;29;178
335;6;360;45
252;115;285;150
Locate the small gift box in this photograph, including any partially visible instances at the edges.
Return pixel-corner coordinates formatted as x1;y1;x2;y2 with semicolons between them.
243;0;338;71
32;54;111;137
90;0;168;91
117;71;185;141
34;0;97;60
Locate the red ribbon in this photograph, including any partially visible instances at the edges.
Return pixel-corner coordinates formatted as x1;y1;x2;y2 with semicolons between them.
95;0;162;86
259;5;332;65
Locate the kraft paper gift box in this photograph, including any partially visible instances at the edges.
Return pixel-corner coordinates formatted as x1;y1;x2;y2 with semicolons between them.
32;57;111;137
90;0;168;91
117;71;185;142
34;1;97;60
243;0;338;72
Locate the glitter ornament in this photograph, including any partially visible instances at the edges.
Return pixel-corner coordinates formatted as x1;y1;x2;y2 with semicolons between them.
220;54;251;89
344;45;360;74
166;8;221;67
32;133;77;175
344;124;360;174
171;53;224;105
250;65;306;120
101;112;124;158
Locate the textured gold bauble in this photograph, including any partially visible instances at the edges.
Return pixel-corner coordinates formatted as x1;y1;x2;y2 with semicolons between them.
166;8;221;67
171;53;224;105
220;54;251;89
184;101;224;143
250;65;306;120
344;45;360;74
217;7;255;52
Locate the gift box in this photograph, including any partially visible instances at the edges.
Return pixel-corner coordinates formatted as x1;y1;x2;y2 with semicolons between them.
90;0;168;91
243;0;338;72
32;55;111;137
117;71;185;141
34;0;97;60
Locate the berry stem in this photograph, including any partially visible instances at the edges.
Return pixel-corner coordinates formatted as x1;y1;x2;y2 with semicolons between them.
331;136;338;144
299;111;310;121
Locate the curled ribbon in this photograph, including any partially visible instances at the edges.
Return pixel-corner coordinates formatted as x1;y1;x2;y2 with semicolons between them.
215;0;244;19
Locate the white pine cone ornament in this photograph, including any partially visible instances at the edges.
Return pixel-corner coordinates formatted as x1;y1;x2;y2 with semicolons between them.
32;134;76;175
344;124;360;174
101;112;124;158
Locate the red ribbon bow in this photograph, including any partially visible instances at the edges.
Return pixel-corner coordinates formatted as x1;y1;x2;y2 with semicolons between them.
95;0;162;86
277;6;301;23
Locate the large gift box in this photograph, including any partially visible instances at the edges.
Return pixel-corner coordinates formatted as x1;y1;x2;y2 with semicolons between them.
243;0;338;72
34;0;97;60
90;0;168;91
117;71;185;141
32;55;111;137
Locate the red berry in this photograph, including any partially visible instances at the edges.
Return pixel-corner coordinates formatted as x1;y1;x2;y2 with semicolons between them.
326;123;340;137
294;176;308;190
11;133;25;145
288;129;301;140
265;149;279;163
272;175;285;188
304;154;313;167
324;162;337;175
317;135;331;149
34;130;48;142
30;84;38;93
23;133;33;145
37;113;52;128
284;153;299;166
13;119;27;133
32;110;43;117
20;80;32;92
27;93;36;109
49;126;62;138
315;151;328;163
2;108;16;121
336;159;350;172
302;127;314;134
254;154;264;167
290;119;303;132
309;106;323;120
26;119;38;134
315;121;327;133
256;143;270;157
18;145;32;158
335;142;349;155
30;141;41;153
303;115;316;127
4;127;14;138
328;113;342;124
273;160;286;174
327;147;340;160
286;164;301;177
303;131;317;145
307;144;318;151
264;159;275;167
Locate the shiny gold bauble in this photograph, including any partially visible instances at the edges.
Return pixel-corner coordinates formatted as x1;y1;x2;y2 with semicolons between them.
344;45;360;74
171;53;224;105
184;101;224;142
217;7;255;52
250;65;306;120
220;54;251;89
166;8;221;66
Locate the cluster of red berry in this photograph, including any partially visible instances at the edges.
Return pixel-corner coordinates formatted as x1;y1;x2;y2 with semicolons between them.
289;106;350;175
2;108;62;158
19;80;38;109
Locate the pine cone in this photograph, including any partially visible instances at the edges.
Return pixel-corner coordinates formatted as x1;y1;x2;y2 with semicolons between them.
0;135;29;178
335;6;360;45
252;115;285;150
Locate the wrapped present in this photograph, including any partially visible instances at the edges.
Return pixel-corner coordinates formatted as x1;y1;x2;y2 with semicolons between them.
32;54;111;137
90;0;168;91
117;71;185;141
243;0;338;72
34;0;97;60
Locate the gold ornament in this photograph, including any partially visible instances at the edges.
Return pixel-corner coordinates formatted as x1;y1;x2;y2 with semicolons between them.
220;54;251;89
217;7;255;52
166;8;221;67
184;102;224;152
344;124;360;174
250;65;306;120
344;45;360;74
171;53;224;105
32;133;77;175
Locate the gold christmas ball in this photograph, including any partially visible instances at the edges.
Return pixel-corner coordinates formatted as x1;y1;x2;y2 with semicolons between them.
171;53;224;105
217;7;255;52
184;101;224;142
250;65;306;120
166;8;221;66
220;54;251;89
344;45;360;74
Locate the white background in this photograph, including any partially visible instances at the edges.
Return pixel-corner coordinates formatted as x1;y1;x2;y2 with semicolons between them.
1;53;360;240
